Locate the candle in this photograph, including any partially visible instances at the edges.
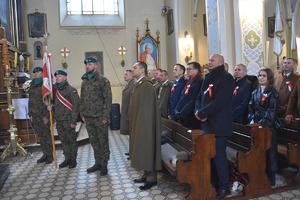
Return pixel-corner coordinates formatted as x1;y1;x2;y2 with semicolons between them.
26;57;30;72
2;39;9;72
62;58;64;63
14;52;18;69
265;41;269;67
5;65;10;77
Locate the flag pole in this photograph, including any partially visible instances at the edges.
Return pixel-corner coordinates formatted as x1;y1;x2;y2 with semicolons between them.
48;97;57;168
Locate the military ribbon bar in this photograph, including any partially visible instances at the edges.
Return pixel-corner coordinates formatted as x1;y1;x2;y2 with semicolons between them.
285;81;293;92
185;85;191;95
260;93;268;105
233;86;239;96
208;84;213;98
56;90;73;110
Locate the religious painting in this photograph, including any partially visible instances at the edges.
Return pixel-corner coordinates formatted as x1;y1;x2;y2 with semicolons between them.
167;9;174;35
33;41;43;60
136;22;160;70
28;12;47;38
268;16;275;38
85;51;104;75
0;0;12;42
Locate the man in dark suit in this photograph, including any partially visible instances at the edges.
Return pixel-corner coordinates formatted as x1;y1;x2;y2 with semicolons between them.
232;64;252;124
168;64;187;121
175;62;203;129
194;54;234;199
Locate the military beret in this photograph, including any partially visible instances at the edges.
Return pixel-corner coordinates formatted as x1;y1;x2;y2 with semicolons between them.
33;66;43;73
84;57;98;64
54;70;67;76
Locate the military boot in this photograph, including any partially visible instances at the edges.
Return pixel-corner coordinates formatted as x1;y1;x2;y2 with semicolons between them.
59;160;70;168
87;163;101;173
100;166;108;176
37;154;48;163
68;160;77;169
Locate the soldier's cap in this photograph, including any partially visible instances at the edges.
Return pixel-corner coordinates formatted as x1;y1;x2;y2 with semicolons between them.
33;66;43;73
54;70;67;76
84;57;98;64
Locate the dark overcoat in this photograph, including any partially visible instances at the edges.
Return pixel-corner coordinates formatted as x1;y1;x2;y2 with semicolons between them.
129;77;162;171
232;76;252;124
120;79;135;135
195;65;235;136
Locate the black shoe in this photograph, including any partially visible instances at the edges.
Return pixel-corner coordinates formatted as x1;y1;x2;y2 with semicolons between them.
45;157;53;164
68;160;77;169
87;164;101;173
59;160;70;168
139;181;157;190
37;155;48;163
100;166;108;176
134;177;146;183
125;153;129;156
216;189;231;199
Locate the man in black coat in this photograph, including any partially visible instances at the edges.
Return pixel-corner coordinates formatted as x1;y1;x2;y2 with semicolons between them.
232;64;252;124
175;62;203;129
194;54;234;199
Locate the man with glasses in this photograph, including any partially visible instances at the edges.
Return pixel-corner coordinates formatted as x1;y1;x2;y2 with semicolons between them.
174;62;203;129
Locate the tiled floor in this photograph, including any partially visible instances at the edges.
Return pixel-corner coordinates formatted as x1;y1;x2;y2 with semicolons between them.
0;126;300;200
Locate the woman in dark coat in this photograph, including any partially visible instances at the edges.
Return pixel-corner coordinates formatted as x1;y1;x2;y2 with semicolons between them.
248;67;279;186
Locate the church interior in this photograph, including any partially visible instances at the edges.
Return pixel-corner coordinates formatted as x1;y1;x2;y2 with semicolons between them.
1;0;300;199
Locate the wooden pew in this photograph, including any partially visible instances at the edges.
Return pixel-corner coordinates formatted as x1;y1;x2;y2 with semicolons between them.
161;117;216;200
227;123;271;196
276;120;300;184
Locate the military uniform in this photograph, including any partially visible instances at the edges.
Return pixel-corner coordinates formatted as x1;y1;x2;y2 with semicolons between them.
28;73;53;163
52;72;80;168
80;70;112;172
158;80;172;118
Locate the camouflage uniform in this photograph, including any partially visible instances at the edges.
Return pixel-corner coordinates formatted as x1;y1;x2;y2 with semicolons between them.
28;78;52;159
80;71;112;167
52;81;80;162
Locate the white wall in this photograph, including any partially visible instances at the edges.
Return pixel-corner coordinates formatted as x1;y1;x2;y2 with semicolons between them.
23;0;167;104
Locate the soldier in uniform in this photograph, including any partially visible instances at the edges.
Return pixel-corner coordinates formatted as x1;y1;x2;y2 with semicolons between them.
80;57;112;176
157;70;172;118
48;70;80;168
28;66;53;164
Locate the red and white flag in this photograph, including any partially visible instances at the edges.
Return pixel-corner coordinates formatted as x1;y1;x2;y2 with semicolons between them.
42;51;53;106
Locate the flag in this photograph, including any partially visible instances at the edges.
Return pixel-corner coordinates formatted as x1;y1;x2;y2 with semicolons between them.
273;0;284;56
291;1;300;51
42;51;53;106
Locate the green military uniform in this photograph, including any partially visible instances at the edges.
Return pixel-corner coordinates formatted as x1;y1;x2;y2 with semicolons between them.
52;79;80;167
120;79;135;135
28;77;53;162
129;77;162;182
158;80;173;118
80;71;112;169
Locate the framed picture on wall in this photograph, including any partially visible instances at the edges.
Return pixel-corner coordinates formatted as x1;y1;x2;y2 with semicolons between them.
0;0;12;43
268;16;275;38
28;12;47;38
33;41;43;60
137;36;159;70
